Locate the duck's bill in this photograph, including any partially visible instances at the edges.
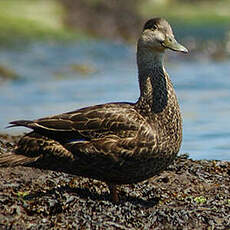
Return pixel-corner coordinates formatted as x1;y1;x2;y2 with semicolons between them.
162;37;188;53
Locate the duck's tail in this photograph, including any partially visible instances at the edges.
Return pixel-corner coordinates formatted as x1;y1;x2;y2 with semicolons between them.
0;132;74;170
0;131;43;167
0;152;39;167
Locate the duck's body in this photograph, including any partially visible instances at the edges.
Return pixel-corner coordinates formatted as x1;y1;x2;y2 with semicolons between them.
0;18;187;201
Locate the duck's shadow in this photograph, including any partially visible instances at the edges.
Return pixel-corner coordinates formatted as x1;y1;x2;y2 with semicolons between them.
24;185;159;207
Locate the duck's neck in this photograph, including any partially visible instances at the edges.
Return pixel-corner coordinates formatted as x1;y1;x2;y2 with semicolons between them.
136;43;170;113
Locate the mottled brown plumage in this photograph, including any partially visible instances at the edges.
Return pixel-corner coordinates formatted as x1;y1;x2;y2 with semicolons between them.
0;18;188;202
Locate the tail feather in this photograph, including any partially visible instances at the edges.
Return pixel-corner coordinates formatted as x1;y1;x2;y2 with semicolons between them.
0;132;75;172
0;152;40;167
7;120;33;129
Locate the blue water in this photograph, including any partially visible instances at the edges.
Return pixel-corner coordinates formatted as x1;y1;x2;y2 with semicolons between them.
0;40;230;161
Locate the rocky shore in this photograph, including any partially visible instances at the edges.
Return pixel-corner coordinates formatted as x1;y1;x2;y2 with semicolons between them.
0;134;229;229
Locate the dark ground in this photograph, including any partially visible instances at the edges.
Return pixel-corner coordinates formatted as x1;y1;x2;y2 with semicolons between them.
0;134;229;229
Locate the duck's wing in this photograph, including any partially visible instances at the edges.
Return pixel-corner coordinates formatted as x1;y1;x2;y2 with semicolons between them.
3;102;156;171
9;103;155;157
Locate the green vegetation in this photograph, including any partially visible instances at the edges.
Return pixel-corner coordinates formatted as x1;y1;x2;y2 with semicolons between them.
0;0;82;45
140;0;230;25
17;191;30;198
194;196;207;204
1;0;230;44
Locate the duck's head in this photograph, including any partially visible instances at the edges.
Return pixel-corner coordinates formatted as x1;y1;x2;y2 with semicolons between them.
139;18;188;54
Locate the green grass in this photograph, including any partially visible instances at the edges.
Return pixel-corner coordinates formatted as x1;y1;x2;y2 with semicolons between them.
139;0;230;25
0;0;84;45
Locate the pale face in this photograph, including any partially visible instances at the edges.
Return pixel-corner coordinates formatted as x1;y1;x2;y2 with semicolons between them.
140;18;188;53
141;28;168;52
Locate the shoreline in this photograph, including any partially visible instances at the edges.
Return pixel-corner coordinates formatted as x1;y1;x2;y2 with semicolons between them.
0;134;229;229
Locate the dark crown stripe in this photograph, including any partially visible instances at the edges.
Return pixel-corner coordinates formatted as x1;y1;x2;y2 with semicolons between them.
143;18;161;31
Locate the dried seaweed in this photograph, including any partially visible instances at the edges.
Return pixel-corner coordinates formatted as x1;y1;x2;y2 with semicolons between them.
0;134;229;229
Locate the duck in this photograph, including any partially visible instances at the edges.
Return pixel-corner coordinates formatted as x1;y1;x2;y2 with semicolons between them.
0;18;188;202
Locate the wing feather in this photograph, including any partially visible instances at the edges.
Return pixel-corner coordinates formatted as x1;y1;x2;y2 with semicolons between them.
9;103;156;161
10;103;153;146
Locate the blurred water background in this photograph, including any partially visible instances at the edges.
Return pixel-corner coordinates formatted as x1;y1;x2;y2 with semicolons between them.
1;0;230;161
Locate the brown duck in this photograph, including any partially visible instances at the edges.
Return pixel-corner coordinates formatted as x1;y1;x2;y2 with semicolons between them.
0;18;188;202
